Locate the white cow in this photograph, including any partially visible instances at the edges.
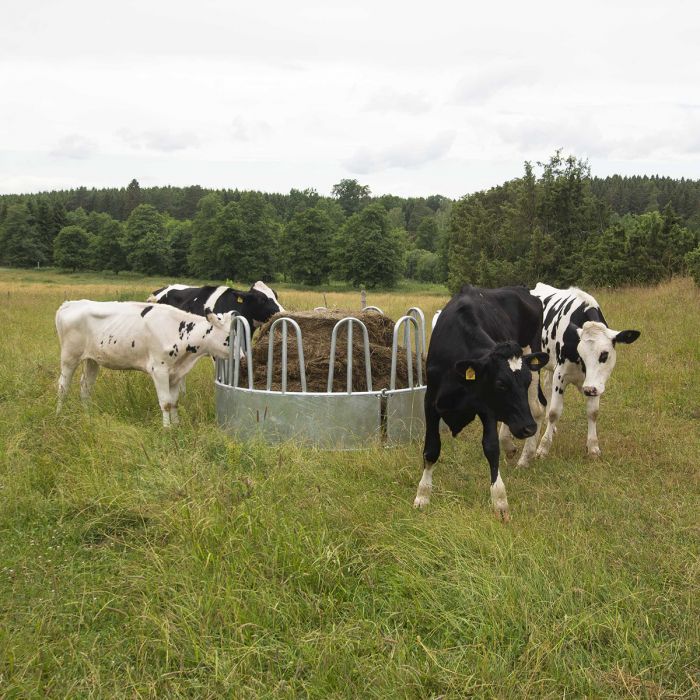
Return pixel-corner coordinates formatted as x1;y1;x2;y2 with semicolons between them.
530;283;640;457
55;300;234;427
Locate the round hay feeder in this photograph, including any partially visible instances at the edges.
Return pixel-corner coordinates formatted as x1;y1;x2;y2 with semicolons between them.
215;307;427;450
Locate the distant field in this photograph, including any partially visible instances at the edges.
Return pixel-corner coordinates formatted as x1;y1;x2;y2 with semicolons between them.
0;268;698;698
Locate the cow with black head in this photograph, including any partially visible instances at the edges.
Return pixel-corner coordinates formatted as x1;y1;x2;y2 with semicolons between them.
414;286;548;521
148;281;283;331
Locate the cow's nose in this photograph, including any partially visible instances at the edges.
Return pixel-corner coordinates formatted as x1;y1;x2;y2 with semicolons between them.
583;386;598;397
522;424;536;438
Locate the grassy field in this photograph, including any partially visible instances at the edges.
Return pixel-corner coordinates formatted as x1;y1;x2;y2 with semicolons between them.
0;268;698;698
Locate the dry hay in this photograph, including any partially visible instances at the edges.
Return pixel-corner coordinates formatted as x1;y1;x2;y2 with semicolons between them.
239;309;425;392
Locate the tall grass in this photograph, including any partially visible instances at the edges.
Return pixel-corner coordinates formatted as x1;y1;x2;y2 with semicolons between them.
0;269;698;698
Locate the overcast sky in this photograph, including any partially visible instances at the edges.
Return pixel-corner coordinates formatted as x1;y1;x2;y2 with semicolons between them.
1;0;699;198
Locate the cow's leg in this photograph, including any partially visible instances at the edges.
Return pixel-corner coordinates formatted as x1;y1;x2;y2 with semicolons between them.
57;358;79;413
79;359;100;404
586;395;601;458
150;367;174;428
414;395;441;508
537;371;565;458
481;414;509;521
498;423;517;459
518;371;546;468
169;377;183;426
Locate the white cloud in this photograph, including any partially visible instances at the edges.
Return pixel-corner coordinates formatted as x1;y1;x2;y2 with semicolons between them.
364;88;431;115
49;134;96;159
118;128;200;152
0;1;698;196
344;132;456;174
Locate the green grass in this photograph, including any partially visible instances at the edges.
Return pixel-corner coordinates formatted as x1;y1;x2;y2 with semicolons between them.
0;269;698;698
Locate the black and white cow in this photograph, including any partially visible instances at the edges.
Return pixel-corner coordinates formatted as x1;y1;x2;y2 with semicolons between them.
55;300;235;427
415;286;549;521
148;281;283;331
530;283;641;458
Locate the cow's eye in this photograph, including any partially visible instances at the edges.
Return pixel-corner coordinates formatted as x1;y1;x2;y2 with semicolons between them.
599;351;609;363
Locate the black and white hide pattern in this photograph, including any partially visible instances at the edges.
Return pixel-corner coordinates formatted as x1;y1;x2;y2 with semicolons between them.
415;286;548;521
530;283;641;458
55;300;234;427
148;281;283;331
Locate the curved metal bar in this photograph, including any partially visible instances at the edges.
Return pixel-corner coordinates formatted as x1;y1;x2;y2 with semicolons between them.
390;316;423;390
327;317;372;394
406;306;426;358
313;306;328;311
231;315;253;390
266;317;307;393
363;305;384;314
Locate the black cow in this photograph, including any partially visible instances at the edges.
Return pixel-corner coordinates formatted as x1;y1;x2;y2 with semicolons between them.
414;286;548;521
148;281;283;331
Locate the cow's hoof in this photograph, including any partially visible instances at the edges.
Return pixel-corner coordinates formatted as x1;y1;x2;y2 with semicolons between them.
413;496;430;509
587;446;601;458
536;448;548;459
494;507;511;523
516;459;530;469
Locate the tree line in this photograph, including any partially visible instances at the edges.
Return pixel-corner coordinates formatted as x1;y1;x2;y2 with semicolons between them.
1;153;700;289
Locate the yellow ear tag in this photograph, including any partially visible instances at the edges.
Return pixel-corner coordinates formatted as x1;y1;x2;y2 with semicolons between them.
530;357;539;366
465;367;476;381
236;296;243;303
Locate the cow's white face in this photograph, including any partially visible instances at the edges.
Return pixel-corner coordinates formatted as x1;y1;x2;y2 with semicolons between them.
576;322;617;396
576;321;640;396
205;311;236;359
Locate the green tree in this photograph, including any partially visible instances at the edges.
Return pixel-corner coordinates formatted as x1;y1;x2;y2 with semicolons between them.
129;229;172;275
235;192;280;281
331;179;371;217
87;213;126;273
188;193;224;278
0;204;45;267
415;216;438;251
123;204;167;271
685;245;700;286
283;206;334;285
168;219;193;276
124;178;142;218
337;204;402;288
53;225;92;271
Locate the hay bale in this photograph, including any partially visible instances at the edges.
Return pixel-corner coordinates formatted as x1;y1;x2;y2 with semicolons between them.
239;309;424;392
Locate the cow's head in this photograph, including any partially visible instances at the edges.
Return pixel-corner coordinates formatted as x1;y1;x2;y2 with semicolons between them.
204;310;236;358
574;321;640;397
241;287;283;327
250;281;285;313
455;341;549;439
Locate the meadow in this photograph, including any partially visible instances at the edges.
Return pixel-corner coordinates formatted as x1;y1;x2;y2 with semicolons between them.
0;268;698;698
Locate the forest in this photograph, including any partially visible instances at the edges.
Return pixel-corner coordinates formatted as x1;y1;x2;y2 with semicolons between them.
1;152;700;289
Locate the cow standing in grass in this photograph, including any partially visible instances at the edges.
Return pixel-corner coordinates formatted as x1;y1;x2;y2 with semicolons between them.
415;286;548;521
530;283;641;458
55;300;235;427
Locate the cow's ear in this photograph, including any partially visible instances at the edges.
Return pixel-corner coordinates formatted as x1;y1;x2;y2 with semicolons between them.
455;358;485;382
523;352;549;371
613;329;640;345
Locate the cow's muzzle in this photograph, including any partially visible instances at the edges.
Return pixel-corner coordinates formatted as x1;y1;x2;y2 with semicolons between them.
583;386;601;397
512;423;537;439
